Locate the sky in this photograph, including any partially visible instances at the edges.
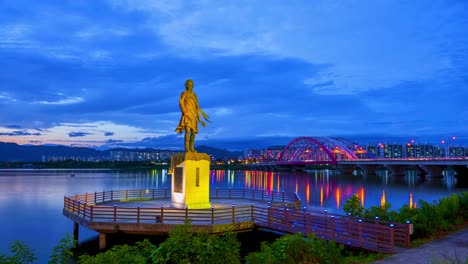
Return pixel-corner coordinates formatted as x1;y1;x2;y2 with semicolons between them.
0;0;467;150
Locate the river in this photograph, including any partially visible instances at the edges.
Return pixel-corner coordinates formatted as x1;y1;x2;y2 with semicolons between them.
0;168;466;263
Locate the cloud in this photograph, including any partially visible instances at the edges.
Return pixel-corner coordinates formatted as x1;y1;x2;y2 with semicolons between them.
104;139;123;144
68;131;92;137
104;132;114;136
34;96;84;105
113;1;467;95
0;130;41;136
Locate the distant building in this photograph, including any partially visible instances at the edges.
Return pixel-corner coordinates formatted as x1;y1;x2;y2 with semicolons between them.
109;149;176;162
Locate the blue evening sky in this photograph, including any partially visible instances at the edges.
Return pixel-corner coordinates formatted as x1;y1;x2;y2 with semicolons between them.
0;1;467;150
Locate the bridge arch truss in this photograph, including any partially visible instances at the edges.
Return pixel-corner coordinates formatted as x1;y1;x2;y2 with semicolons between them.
277;137;372;165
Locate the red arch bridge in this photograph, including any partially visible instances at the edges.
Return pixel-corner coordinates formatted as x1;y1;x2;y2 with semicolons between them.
249;137;468;178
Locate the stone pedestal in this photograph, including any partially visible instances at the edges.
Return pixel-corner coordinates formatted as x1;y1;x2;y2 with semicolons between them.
170;152;211;209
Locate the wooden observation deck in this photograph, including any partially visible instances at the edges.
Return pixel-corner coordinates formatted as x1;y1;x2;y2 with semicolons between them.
63;188;412;253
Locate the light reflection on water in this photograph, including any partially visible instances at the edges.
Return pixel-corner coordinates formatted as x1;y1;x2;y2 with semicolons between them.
0;169;466;263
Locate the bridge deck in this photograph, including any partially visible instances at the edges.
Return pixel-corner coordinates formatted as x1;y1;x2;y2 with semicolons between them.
64;189;411;254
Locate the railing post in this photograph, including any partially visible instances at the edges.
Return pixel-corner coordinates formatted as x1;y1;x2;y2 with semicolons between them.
90;205;94;222
77;200;81;216
85;193;88;204
251;203;254;221
232;204;236;223
267;205;271;226
125;190;128;200
94;192;97;204
185;207;188;221
160;205;164;223
152;189;155;200
390;224;395;253
303;207;309;234
331;216;335;239
324;209;328;235
285;208;290;232
405;220;412;248
137;205;140;224
211;206;215;224
113;205;117;223
111;190;114;201
102;191;105;202
82;202;86;218
139;189;142;199
359;219;363;247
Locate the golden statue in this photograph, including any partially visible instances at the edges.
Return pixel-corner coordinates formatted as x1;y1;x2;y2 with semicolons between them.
175;79;210;152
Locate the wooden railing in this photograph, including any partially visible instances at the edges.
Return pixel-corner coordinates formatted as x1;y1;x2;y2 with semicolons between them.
64;188;410;254
68;188;301;207
252;204;411;254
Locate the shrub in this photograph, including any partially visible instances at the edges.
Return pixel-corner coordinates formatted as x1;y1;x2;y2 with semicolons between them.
151;222;241;264
245;233;343;264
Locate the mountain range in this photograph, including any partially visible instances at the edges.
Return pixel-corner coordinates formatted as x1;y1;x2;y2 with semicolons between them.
0;142;243;162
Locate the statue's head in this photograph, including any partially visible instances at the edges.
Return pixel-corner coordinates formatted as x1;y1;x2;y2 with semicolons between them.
185;79;194;90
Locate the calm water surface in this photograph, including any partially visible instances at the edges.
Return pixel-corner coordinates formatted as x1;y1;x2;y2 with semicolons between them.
0;169;466;263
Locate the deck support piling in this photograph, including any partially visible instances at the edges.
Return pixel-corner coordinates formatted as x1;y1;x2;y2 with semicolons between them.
99;233;106;251
73;222;79;242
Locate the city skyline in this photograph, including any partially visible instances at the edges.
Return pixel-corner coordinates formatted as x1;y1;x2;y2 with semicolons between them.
1;1;467;150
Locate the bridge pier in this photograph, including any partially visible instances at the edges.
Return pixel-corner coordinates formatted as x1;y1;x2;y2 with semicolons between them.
356;164;379;176
73;222;79;242
385;165;407;176
453;165;468;177
99;233;107;251
420;165;445;178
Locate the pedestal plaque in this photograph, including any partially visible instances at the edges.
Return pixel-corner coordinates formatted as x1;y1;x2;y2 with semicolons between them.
170;152;211;209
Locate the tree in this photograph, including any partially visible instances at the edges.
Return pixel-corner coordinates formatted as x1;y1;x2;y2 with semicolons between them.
48;233;76;264
0;240;36;264
343;194;364;217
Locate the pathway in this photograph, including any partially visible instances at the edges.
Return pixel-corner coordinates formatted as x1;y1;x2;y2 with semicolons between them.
374;228;468;263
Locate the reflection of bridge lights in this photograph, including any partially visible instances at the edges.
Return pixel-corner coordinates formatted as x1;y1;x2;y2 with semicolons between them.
320;186;324;207
380;190;386;208
335;187;341;209
357;187;365;207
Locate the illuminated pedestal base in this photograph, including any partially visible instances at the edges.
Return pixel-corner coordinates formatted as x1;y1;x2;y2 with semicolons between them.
170;152;211;209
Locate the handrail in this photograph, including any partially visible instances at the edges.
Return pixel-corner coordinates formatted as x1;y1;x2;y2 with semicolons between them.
68;188;300;207
63;188;411;254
